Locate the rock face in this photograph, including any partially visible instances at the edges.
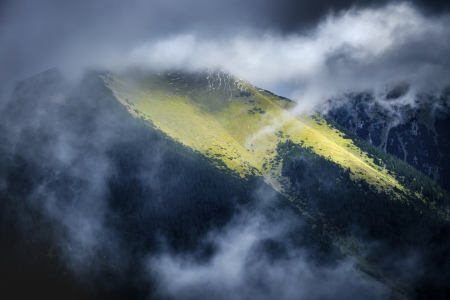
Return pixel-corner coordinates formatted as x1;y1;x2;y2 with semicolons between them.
325;89;450;189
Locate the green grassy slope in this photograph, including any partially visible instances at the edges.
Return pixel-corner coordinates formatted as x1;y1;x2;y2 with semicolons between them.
101;69;450;298
102;69;448;214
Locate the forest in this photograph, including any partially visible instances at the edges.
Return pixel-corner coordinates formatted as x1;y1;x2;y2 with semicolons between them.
277;139;450;298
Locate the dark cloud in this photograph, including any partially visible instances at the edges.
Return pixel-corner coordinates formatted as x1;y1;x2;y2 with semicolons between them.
263;0;450;33
260;0;378;33
411;0;450;13
1;0;450;88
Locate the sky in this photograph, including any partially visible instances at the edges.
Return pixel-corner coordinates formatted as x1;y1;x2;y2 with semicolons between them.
1;1;449;298
1;0;450;108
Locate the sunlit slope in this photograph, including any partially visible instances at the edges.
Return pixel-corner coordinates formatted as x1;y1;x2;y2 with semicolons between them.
102;70;415;201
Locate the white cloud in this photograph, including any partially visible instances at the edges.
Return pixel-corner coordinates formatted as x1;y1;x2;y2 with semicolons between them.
111;2;450;114
148;211;382;300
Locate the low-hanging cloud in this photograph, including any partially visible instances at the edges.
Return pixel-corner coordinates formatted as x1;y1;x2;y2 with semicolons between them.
149;209;384;300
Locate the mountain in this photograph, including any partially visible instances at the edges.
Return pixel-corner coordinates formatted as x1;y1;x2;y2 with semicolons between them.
104;69;449;210
324;87;450;190
1;68;450;299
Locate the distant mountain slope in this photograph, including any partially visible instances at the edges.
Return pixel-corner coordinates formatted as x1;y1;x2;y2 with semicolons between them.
325;90;450;190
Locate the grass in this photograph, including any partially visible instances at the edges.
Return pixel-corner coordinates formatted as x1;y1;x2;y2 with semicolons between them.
101;70;448;297
103;73;258;176
102;70;432;205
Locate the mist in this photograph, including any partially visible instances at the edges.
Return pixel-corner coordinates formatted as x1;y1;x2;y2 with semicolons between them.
2;1;450;114
149;208;384;300
1;0;450;299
